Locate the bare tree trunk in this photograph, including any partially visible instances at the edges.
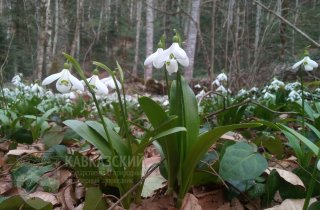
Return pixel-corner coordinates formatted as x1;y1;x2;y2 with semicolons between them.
144;0;154;82
210;0;217;88
70;0;84;60
132;0;142;77
254;3;262;55
184;0;201;81
224;0;235;73
44;0;52;76
52;0;59;57
279;0;288;60
0;0;3;16
35;0;51;80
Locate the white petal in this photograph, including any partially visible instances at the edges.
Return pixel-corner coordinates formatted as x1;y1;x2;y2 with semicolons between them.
68;72;84;91
307;57;318;68
95;79;109;95
56;77;72;93
177;57;189;67
144;52;157;66
165;59;178;75
292;60;303;69
101;76;122;89
42;71;63;85
304;64;314;71
171;43;188;60
153;48;171;69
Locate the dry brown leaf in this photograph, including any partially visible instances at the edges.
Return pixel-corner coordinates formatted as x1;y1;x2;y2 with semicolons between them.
265;167;305;188
181;193;202;210
264;198;317;210
28;191;59;206
0;175;12;194
6;149;39;156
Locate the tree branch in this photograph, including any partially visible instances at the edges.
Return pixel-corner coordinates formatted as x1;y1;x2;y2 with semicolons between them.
253;0;320;48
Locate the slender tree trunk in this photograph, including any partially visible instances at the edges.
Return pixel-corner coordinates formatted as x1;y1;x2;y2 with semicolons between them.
224;0;235;73
70;0;83;60
132;0;142;77
52;0;59;57
35;0;51;80
144;0;154;82
44;0;52;76
254;3;262;55
210;0;217;88
279;0;288;60
184;0;201;81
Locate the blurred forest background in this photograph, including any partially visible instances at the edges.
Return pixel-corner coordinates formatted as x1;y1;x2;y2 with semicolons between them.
0;0;319;90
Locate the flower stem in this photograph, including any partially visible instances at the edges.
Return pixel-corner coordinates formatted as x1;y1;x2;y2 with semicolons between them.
300;70;305;135
303;159;318;210
164;68;170;99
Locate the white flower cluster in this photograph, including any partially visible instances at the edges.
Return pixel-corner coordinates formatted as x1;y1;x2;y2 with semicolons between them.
212;73;230;94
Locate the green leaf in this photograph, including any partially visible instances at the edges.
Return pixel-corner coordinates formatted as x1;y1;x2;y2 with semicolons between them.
277;124;319;155
138;97;168;127
180;123;262;198
63;120;112;157
170;75;200;151
86;121;130;155
262;169;280;206
65;152;100;187
0;195;53;210
10;128;33;144
12;165;53;192
308;201;320;210
42;125;64;148
83;187;108;210
219;142;268;181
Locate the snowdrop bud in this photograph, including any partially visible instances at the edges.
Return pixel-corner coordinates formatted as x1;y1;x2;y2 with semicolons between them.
317;160;320;171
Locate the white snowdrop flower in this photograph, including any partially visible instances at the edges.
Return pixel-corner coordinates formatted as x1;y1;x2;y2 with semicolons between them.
216;85;229;94
212;79;221;87
237;89;248;97
24;86;31;92
268;78;285;91
165;58;179;75
250;87;259;92
263;92;275;100
292;56;318;72
144;48;164;67
216;73;228;82
42;64;84;93
287;90;301;102
194;84;201;89
152;42;189;74
87;73;109;95
163;100;169;106
315;88;320;94
31;83;44;94
100;76;122;90
11;74;23;86
196;90;206;100
285;82;301;91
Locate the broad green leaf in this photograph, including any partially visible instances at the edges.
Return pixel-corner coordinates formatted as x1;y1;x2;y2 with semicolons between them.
170;75;200;151
42;126;64;148
180;123;262;198
277;124;319;155
86;121;130;155
138;97;168;127
83;187;108;210
63;120;112;157
219;142;268;181
135;126;186;154
296;100;316;120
